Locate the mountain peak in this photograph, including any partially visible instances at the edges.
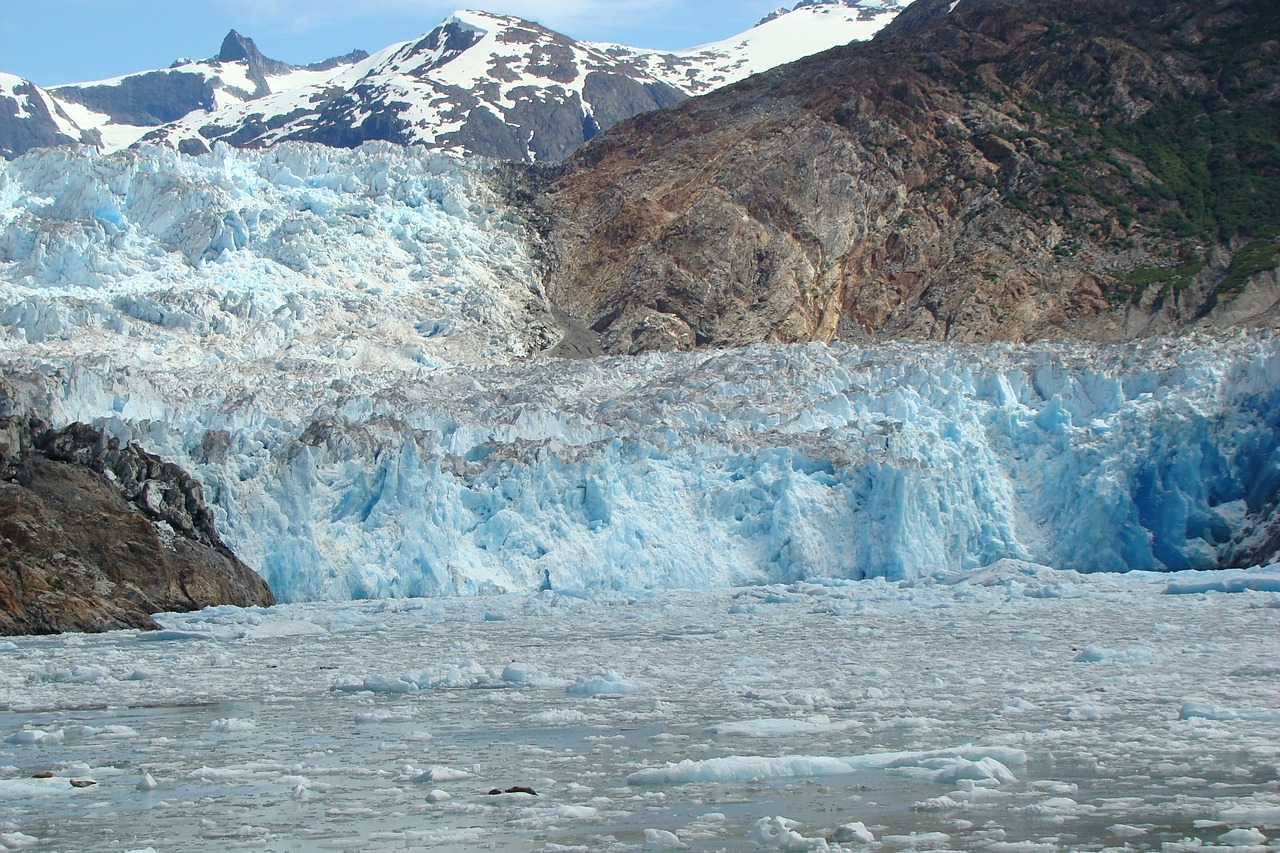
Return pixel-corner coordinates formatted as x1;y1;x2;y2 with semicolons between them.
213;29;292;86
216;30;258;64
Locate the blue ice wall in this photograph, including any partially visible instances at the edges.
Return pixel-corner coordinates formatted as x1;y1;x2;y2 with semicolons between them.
37;334;1276;602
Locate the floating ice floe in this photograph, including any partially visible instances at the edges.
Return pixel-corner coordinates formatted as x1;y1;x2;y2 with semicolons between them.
747;816;829;851
1179;702;1280;723
1165;564;1280;595
566;671;648;696
627;746;1025;786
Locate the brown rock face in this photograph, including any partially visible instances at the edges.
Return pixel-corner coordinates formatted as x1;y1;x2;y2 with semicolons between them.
533;0;1280;354
0;417;274;635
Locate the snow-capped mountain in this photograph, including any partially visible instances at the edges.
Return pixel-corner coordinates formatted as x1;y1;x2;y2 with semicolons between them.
142;11;688;163
45;31;368;156
1;0;901;163
0;73;91;159
145;2;901;162
604;0;904;96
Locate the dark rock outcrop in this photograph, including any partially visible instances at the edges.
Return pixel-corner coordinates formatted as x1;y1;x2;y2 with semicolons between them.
535;0;1280;354
216;30;293;98
53;71;219;127
0;78;84;160
0;416;273;635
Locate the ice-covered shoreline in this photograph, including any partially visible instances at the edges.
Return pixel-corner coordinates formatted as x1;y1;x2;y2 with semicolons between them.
5;331;1277;601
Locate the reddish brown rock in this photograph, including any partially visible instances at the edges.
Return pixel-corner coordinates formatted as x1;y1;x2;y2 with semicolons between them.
527;0;1280;355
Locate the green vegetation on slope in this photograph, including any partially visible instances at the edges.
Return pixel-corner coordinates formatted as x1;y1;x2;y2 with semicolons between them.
1101;106;1280;242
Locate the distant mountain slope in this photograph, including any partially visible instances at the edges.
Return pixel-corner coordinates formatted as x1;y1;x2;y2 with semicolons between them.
47;31;368;154
143;1;901;162
142;11;688;162
0;73;88;158
535;0;1280;353
0;1;901;163
595;0;902;96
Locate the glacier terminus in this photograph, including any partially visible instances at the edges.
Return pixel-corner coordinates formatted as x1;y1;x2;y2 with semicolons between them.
0;144;1276;602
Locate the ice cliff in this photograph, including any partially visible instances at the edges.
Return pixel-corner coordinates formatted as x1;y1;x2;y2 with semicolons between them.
1;145;1278;602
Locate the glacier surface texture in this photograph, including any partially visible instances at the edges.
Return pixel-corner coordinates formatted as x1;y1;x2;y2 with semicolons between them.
1;145;1278;602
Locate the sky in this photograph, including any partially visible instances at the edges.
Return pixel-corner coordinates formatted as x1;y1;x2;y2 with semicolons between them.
1;0;799;87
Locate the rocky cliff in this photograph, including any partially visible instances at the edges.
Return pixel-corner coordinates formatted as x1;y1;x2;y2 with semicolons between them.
0;74;86;159
534;0;1280;353
0;416;274;635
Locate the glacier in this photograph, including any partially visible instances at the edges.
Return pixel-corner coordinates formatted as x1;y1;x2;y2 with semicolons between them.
1;144;1278;603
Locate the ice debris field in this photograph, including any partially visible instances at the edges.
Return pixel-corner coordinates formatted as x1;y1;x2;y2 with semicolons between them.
2;563;1279;851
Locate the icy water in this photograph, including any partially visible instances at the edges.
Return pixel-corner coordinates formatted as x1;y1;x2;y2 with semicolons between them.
2;563;1277;852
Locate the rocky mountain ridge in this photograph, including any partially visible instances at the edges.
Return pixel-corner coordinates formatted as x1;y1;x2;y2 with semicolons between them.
143;1;902;162
0;414;274;635
532;0;1280;352
0;73;83;159
38;31;369;156
0;1;900;163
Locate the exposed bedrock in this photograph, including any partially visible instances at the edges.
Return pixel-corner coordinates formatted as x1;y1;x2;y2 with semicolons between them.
533;0;1280;354
0;416;273;635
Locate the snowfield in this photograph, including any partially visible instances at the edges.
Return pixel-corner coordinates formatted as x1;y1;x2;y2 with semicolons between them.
1;144;1279;602
1;566;1277;851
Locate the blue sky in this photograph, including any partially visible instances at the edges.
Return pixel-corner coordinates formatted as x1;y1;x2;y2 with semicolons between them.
2;0;796;86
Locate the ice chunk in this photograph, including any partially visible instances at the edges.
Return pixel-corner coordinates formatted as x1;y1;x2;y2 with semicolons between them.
412;765;473;782
209;718;257;733
746;816;829;851
567;671;647;695
1179;702;1280;722
1165;564;1280;595
1108;824;1147;837
3;729;64;746
708;716;857;737
644;828;688;850
628;747;1026;786
1073;646;1154;663
1217;804;1280;827
1218;827;1268;846
831;822;876;844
